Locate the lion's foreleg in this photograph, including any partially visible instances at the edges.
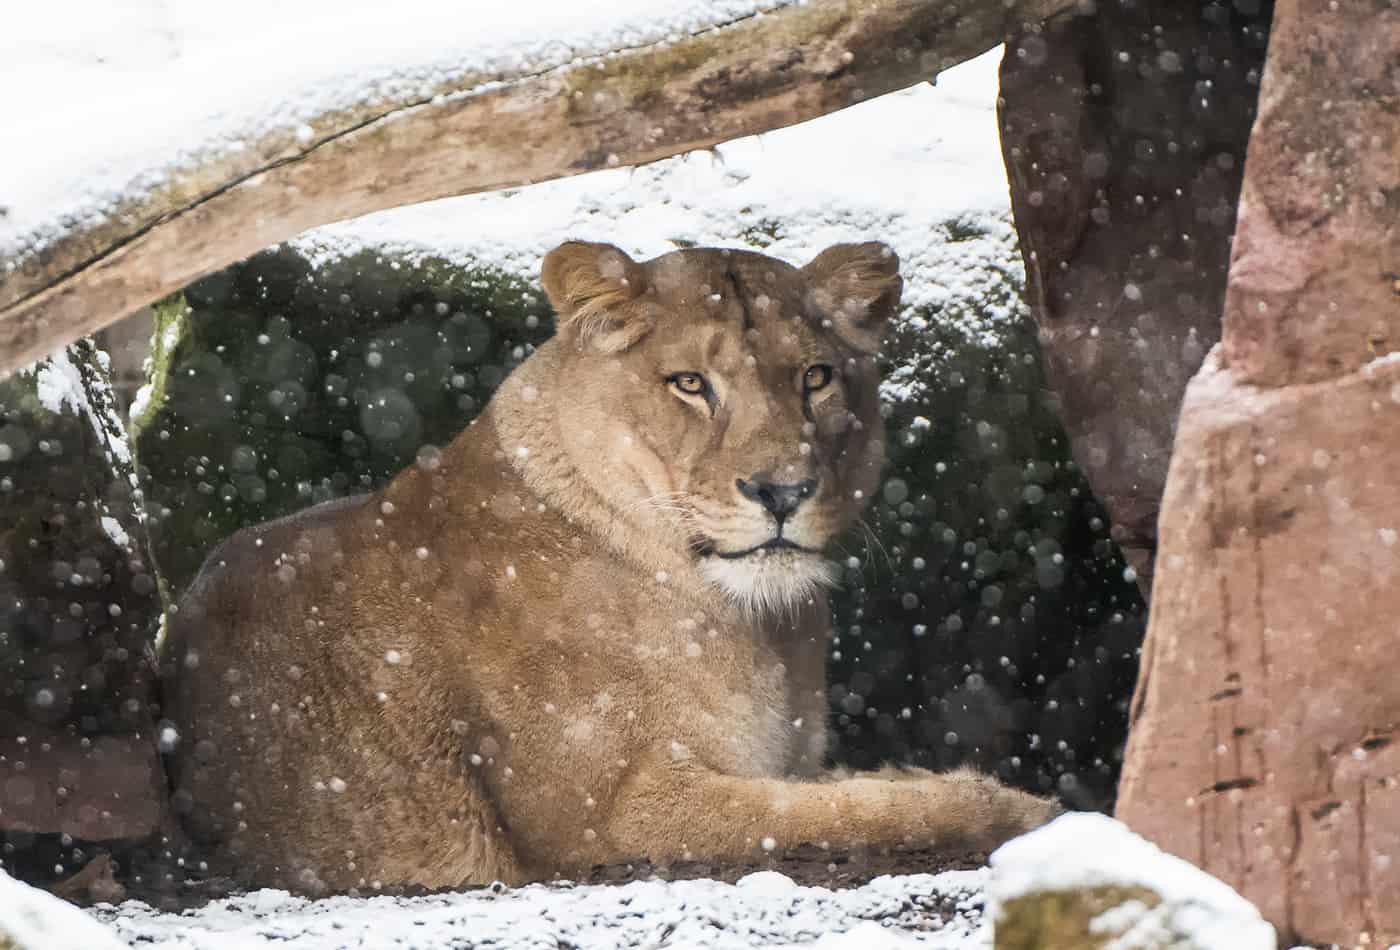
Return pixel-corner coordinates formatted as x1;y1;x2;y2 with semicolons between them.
599;757;1059;864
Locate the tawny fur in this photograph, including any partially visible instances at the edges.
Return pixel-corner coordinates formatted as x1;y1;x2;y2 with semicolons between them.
162;242;1058;895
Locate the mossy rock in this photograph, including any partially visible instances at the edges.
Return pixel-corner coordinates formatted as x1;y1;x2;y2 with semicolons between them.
995;885;1167;950
989;814;1276;948
135;246;554;595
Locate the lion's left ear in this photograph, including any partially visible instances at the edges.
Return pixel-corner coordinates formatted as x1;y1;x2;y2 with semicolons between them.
541;241;651;353
801;242;902;354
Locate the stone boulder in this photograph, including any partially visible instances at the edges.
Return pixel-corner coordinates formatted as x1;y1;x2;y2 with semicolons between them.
998;0;1272;594
1115;0;1400;944
987;813;1275;949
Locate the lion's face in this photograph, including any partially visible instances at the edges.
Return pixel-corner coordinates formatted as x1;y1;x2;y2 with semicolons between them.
536;242;899;613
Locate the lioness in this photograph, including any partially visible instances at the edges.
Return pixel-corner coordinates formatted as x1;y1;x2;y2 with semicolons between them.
163;241;1057;894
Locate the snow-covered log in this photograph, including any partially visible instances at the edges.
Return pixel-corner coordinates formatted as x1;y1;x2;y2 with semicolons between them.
0;0;1071;378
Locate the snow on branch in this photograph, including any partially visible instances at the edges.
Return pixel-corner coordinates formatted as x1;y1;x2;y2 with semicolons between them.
0;0;1071;378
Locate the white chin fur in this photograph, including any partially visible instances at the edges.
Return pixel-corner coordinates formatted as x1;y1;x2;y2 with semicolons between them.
700;550;838;616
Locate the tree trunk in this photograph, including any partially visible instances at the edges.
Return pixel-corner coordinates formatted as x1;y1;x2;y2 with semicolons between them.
0;0;1073;378
1115;0;1400;944
996;0;1272;596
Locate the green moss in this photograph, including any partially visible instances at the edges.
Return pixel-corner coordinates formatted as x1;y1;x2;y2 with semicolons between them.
129;293;188;443
560;1;850;124
994;885;1165;950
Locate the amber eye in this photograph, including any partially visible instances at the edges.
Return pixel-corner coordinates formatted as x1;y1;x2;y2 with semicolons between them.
669;372;708;396
803;364;834;393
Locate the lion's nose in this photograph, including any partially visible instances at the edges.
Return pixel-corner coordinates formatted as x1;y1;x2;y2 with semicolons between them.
736;476;817;523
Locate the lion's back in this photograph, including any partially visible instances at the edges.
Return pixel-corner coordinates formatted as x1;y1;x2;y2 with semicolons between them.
162;495;372;885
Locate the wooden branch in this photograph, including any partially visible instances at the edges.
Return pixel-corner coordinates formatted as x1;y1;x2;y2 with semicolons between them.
0;0;1071;378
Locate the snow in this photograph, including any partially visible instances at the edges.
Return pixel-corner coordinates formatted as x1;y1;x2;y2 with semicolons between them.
32;346;86;417
295;49;1018;330
100;515;132;549
1;0;788;269
985;813;1277;950
0;868;126;950
92;871;987;949
28;346;133;468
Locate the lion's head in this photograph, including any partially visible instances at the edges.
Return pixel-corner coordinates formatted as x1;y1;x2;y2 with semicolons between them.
509;241;899;614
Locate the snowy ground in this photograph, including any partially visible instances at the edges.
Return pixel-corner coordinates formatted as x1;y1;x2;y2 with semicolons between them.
89;872;987;949
75;815;1287;949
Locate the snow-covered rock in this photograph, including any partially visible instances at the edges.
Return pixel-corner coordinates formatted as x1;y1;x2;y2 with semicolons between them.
0;868;125;950
985;813;1276;950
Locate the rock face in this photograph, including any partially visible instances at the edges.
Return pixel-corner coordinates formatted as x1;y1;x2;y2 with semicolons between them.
0;342;165;851
1115;1;1400;945
987;812;1275;950
997;1;1272;594
0;342;158;734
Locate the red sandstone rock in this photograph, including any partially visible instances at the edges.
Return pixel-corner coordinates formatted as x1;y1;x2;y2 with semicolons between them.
1116;1;1400;944
0;716;165;841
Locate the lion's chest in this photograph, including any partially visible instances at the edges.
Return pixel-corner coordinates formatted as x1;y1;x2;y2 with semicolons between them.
681;651;796;779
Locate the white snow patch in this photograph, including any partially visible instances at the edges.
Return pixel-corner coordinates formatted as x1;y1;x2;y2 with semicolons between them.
33;347;86;416
772;921;925;949
29;347;135;470
128;382;156;426
0;868;126;950
1;0;788;267
296;49;1016;324
985;813;1276;950
736;869;800;897
1361;348;1400;376
100;515;132;548
93;871;990;949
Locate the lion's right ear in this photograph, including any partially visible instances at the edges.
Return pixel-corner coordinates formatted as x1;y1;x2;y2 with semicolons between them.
801;242;902;354
541;242;651;353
